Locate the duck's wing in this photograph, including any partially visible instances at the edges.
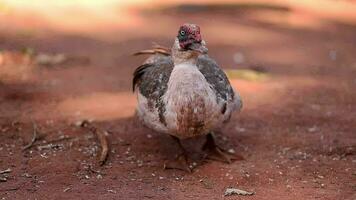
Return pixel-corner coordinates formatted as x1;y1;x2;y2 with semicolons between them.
133;51;174;125
133;55;173;94
197;55;243;115
132;44;172;93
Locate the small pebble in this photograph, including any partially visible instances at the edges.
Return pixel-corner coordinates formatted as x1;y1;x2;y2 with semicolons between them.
228;148;235;154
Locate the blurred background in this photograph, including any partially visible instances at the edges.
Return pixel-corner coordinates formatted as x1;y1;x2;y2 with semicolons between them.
1;0;355;120
0;0;355;199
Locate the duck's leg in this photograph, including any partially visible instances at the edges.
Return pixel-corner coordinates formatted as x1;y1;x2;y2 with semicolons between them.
164;136;192;172
203;132;244;163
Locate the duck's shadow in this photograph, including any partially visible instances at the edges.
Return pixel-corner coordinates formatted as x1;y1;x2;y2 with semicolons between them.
95;115;246;171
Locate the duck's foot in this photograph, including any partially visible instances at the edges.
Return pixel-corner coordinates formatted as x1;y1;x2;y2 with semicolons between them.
203;133;244;163
163;136;192;173
164;153;191;173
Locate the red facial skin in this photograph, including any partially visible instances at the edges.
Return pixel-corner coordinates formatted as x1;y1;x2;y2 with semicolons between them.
178;24;202;50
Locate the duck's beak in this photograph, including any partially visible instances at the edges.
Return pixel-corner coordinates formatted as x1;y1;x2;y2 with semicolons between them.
188;41;208;54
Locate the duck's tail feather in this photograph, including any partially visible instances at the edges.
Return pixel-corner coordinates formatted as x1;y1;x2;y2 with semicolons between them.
133;44;170;56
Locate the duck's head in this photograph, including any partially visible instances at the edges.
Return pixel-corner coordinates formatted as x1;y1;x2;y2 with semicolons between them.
176;23;208;54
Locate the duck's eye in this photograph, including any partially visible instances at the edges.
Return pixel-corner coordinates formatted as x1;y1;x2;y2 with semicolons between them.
180;30;185;36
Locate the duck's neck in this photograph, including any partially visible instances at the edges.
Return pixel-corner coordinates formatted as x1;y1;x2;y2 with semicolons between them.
171;38;199;66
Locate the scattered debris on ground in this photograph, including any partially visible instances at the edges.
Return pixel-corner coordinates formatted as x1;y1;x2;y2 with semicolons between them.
0;176;7;182
224;188;255;196
22;122;38;151
36;135;72;151
35;53;67;66
80;120;110;166
0;168;12;183
35;53;90;67
0;3;355;199
0;168;12;174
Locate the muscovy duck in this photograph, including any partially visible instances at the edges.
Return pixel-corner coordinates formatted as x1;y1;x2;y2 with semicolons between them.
133;23;243;172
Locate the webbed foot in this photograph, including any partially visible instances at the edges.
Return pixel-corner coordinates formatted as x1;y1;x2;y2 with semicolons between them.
163;136;192;173
203;133;244;163
164;153;191;173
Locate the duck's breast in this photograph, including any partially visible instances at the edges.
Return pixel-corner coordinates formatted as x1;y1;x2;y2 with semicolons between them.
163;63;224;138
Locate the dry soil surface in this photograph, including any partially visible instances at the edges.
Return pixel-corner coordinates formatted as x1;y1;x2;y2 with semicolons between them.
0;5;355;200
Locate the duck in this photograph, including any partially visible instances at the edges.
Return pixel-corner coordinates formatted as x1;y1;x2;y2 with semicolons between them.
133;23;243;172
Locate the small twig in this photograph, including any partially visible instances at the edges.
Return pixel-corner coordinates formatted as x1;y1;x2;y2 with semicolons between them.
97;129;109;166
81;121;109;166
45;135;72;143
22;122;38;151
0;186;20;191
25;135;73;151
0;168;11;174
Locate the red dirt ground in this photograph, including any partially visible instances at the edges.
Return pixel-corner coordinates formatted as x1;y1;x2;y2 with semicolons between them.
0;5;355;200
